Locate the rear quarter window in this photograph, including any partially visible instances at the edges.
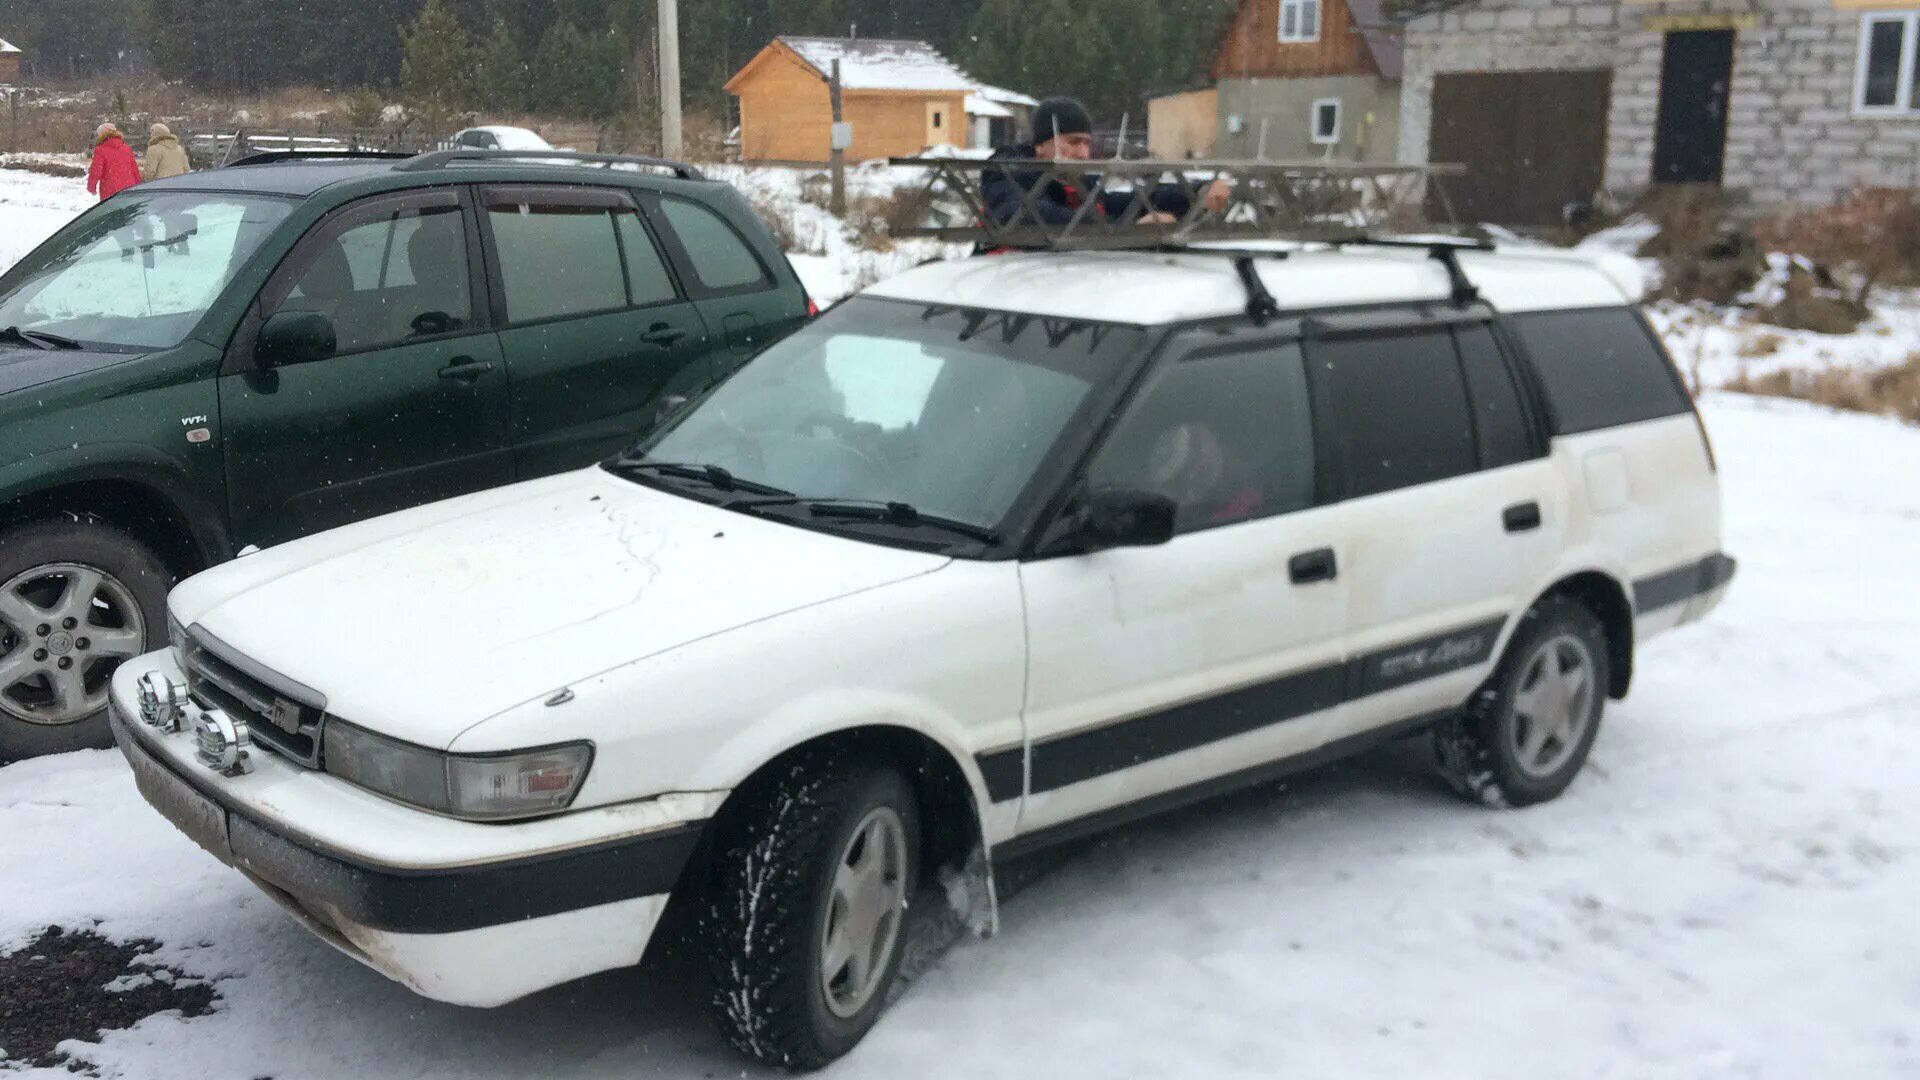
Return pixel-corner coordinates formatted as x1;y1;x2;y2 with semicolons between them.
1510;308;1691;435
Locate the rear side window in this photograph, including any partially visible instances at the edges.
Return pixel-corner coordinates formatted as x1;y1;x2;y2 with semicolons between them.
487;200;628;323
1510;308;1691;434
1313;330;1478;499
615;213;679;307
1087;343;1317;534
659;198;769;291
1454;323;1537;469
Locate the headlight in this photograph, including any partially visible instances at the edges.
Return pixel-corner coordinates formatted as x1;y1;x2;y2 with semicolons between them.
322;721;592;821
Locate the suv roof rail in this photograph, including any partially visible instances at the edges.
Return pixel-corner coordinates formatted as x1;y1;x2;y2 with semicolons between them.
888;156;1468;252
224;150;416;168
395;149;706;180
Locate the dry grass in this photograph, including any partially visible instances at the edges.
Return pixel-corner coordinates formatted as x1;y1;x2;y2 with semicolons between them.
1727;352;1920;425
0;154;85;178
1636;185;1765;305
1737;331;1786;360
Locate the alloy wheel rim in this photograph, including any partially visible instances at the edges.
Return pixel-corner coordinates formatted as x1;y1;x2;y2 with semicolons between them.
818;805;909;1020
0;562;146;726
1506;634;1597;780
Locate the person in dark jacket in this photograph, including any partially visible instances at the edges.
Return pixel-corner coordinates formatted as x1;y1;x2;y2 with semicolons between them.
982;97;1229;235
86;123;142;201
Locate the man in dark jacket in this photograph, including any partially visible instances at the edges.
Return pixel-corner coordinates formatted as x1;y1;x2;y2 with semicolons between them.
982;97;1229;235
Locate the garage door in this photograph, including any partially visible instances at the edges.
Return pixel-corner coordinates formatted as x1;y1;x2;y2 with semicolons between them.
1426;70;1613;228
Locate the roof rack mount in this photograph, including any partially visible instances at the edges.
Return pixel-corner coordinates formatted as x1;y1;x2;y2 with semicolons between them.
888;156;1477;252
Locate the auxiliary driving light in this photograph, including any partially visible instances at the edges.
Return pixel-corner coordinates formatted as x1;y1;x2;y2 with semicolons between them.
194;709;254;777
136;670;189;732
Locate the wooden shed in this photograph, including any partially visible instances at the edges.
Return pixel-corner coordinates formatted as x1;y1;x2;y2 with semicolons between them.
0;37;22;85
726;37;974;164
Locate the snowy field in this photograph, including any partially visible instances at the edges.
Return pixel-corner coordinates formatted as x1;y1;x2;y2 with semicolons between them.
4;168;1919;1078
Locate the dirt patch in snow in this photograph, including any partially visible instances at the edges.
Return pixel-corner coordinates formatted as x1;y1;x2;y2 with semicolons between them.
0;926;218;1070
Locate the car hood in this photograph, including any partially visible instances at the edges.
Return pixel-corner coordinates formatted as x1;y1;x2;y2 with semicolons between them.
171;469;952;749
0;344;142;396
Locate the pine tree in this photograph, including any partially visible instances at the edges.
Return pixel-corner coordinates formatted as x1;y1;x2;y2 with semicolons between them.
530;17;592;115
474;17;529;113
402;0;478;132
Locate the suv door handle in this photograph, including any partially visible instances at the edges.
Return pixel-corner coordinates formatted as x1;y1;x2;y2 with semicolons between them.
640;324;689;348
1504;501;1543;533
439;358;494;383
1289;547;1338;585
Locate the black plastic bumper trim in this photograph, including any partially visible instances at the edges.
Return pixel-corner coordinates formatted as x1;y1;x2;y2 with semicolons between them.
1634;553;1738;614
113;708;706;935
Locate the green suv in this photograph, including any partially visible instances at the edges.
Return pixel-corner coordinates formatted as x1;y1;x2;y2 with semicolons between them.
0;149;809;759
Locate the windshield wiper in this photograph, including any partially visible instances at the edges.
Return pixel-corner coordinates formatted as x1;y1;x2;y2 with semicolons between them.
0;325;84;351
606;458;791;498
728;496;1000;546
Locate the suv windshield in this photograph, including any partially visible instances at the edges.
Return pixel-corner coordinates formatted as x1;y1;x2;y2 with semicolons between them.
0;192;294;351
629;297;1146;533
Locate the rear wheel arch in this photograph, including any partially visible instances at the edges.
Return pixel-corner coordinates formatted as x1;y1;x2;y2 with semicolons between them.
1534;570;1634;699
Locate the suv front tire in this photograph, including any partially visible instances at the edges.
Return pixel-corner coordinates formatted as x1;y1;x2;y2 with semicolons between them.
0;520;170;761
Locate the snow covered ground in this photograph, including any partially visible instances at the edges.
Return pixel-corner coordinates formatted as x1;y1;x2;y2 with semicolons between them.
0;166;93;275
4;167;1919;1077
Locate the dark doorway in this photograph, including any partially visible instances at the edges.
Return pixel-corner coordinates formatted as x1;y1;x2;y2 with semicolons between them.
1426;70;1613;227
1652;30;1735;184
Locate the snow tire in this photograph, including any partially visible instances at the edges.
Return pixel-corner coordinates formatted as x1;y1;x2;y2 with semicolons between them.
1434;593;1611;809
702;751;920;1072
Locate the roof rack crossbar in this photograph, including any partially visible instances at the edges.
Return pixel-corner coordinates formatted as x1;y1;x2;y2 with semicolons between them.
395;149;705;180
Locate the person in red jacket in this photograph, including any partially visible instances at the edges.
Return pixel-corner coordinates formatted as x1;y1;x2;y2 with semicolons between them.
86;123;142;201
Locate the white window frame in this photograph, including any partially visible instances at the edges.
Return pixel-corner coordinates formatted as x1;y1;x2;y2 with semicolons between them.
1280;0;1322;44
1852;10;1920;117
1310;97;1343;144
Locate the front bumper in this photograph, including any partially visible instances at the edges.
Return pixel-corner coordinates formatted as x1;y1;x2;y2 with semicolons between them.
108;654;709;1007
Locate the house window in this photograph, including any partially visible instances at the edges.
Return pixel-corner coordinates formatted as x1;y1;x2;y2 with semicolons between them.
1311;97;1342;144
1854;11;1920;114
933;111;944;129
1280;0;1321;43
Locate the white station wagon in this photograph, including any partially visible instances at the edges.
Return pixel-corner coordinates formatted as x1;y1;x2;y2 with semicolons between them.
111;240;1734;1069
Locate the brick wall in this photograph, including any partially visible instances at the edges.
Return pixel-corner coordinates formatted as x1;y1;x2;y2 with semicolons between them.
1402;0;1920;209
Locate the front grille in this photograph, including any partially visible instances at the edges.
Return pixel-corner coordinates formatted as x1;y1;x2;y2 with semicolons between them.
182;632;326;768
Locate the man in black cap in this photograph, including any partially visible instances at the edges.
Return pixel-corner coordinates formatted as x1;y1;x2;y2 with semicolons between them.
981;96;1229;237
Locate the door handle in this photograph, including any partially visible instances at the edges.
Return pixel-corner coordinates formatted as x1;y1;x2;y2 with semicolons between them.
1503;501;1543;533
640;324;689;348
439;358;494;383
1289;547;1338;586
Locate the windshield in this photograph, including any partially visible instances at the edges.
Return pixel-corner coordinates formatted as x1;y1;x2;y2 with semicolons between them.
632;298;1146;532
0;192;295;351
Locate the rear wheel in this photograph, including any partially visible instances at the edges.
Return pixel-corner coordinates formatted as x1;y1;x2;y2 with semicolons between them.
703;753;920;1071
1434;593;1610;808
0;521;170;761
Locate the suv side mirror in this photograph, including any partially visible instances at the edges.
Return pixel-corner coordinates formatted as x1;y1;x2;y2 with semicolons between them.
1072;487;1178;554
256;310;336;369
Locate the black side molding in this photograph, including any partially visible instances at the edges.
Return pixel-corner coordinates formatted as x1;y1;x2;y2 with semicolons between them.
1634;553;1737;614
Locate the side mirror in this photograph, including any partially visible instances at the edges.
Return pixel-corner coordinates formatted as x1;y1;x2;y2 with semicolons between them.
256;310;336;369
1072;487;1178;554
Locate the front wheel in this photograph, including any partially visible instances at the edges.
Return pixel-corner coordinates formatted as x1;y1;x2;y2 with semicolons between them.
703;754;920;1071
1434;593;1611;808
0;521;171;761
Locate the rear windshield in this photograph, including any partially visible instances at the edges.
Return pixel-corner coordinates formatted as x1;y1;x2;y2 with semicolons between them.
0;192;294;351
1509;307;1692;435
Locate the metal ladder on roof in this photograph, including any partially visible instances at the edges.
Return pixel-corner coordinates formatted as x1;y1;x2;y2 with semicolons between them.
888;156;1473;251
